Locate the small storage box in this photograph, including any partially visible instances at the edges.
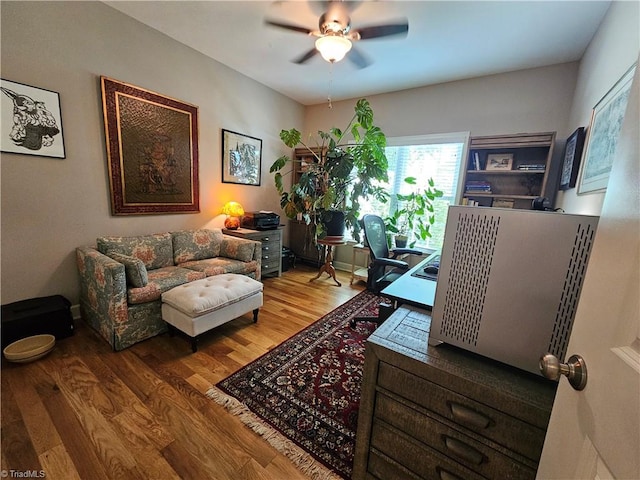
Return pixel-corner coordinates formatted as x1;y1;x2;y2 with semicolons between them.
1;295;74;349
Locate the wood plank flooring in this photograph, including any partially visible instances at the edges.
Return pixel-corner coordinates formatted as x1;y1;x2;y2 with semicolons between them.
1;265;365;479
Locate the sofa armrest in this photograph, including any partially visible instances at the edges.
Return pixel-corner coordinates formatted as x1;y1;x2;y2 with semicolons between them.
76;246;129;348
220;235;262;264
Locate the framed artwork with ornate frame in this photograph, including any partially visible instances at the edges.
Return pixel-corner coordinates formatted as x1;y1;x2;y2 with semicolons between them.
0;78;66;158
559;127;585;190
578;64;636;194
101;76;199;215
221;129;262;186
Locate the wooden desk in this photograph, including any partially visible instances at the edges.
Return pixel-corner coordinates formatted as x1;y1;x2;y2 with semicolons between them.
381;252;439;309
309;238;346;286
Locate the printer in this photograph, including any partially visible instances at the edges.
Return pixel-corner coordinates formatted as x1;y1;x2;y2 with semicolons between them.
242;211;280;230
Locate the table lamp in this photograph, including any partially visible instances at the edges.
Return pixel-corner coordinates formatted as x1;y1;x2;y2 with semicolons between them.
222;201;244;229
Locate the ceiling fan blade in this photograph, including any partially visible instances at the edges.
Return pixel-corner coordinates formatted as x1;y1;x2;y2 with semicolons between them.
354;22;409;40
347;46;371;69
265;19;314;35
293;48;319;65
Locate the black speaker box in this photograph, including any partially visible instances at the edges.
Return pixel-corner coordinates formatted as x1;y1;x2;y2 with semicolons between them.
1;295;74;349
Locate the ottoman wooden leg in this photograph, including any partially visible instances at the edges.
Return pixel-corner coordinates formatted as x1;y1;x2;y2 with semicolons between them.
191;336;198;353
253;308;259;323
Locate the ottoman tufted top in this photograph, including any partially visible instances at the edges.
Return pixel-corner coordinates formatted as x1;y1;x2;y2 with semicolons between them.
162;274;263;317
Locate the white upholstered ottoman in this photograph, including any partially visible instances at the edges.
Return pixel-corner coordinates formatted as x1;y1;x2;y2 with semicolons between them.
161;274;263;352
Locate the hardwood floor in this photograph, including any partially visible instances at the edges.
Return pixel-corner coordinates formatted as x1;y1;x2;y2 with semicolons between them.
1;265;365;480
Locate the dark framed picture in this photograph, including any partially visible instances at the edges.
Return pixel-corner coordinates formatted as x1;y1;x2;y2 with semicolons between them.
101;77;199;215
222;129;262;186
578;63;636;194
559;127;586;190
1;78;66;158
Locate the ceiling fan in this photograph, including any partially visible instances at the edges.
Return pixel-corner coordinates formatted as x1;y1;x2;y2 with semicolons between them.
265;1;409;69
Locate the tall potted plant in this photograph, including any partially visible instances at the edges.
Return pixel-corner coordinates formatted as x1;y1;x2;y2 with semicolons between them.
385;176;443;248
270;99;389;242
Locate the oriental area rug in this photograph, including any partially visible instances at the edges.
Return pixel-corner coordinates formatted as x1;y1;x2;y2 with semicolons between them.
206;290;384;480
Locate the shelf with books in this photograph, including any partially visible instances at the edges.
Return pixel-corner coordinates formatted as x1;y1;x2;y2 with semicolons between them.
463;132;556;210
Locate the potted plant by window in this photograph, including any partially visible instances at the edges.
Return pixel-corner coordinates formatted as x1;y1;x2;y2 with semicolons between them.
385;176;443;248
270;99;389;242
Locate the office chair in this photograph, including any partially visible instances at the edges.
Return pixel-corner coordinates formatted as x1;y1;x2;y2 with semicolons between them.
350;214;423;328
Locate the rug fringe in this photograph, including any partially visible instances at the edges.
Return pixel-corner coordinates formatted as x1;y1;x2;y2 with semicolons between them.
206;386;344;480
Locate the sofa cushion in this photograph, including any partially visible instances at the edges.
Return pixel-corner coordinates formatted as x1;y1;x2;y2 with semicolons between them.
179;257;259;277
127;266;206;305
97;233;174;270
106;251;148;288
172;229;223;264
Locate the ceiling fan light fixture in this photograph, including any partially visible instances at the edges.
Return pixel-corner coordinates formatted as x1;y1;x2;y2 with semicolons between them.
315;35;352;63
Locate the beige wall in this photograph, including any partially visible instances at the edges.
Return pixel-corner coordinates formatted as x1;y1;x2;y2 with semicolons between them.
557;0;639;215
305;62;578;140
0;2;303;304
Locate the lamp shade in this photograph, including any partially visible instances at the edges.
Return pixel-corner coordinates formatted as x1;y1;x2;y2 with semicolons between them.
315;35;352;63
222;201;244;217
222;201;244;229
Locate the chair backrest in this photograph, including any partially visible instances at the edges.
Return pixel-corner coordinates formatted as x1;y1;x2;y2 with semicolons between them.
361;214;390;261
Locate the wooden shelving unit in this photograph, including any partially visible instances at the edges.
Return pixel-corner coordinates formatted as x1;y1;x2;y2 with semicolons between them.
463;132;556;209
288;147;326;265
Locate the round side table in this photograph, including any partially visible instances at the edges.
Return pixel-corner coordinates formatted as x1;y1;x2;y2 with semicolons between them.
310;238;346;286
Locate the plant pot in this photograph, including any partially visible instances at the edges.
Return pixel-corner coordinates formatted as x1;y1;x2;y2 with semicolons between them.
394;235;408;248
322;210;346;240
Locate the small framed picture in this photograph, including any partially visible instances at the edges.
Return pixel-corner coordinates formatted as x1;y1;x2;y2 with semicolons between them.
1;78;66;158
485;153;513;171
222;129;262;186
559;127;586;190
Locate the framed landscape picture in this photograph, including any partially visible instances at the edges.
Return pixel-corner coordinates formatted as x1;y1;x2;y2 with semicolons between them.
101;76;199;215
221;129;262;186
578;64;636;194
0;78;66;158
559;127;585;190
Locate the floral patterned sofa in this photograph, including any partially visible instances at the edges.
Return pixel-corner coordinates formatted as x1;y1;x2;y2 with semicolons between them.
76;229;261;351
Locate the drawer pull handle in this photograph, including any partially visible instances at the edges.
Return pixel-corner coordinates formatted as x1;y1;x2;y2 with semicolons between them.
262;237;270;241
263;246;269;250
443;436;485;465
436;467;463;480
449;402;491;429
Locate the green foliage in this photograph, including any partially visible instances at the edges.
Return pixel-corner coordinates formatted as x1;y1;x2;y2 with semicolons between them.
270;98;390;242
384;176;444;248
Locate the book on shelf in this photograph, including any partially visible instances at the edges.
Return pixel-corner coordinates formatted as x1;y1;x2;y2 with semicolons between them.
517;164;546;171
474;152;481;170
465;180;492;194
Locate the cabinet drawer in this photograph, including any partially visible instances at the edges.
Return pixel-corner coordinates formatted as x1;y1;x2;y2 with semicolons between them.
377;362;545;461
370;421;485;480
375;392;535;479
260;239;280;256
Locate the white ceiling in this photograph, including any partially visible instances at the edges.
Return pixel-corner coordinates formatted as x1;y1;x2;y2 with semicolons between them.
105;1;611;106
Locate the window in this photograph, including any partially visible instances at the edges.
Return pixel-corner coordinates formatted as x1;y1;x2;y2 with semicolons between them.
359;132;469;251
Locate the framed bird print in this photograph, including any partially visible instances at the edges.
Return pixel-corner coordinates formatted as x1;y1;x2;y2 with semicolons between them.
0;78;66;158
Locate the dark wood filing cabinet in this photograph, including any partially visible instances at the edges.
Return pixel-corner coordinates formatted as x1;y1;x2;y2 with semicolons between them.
353;306;557;480
223;227;282;277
